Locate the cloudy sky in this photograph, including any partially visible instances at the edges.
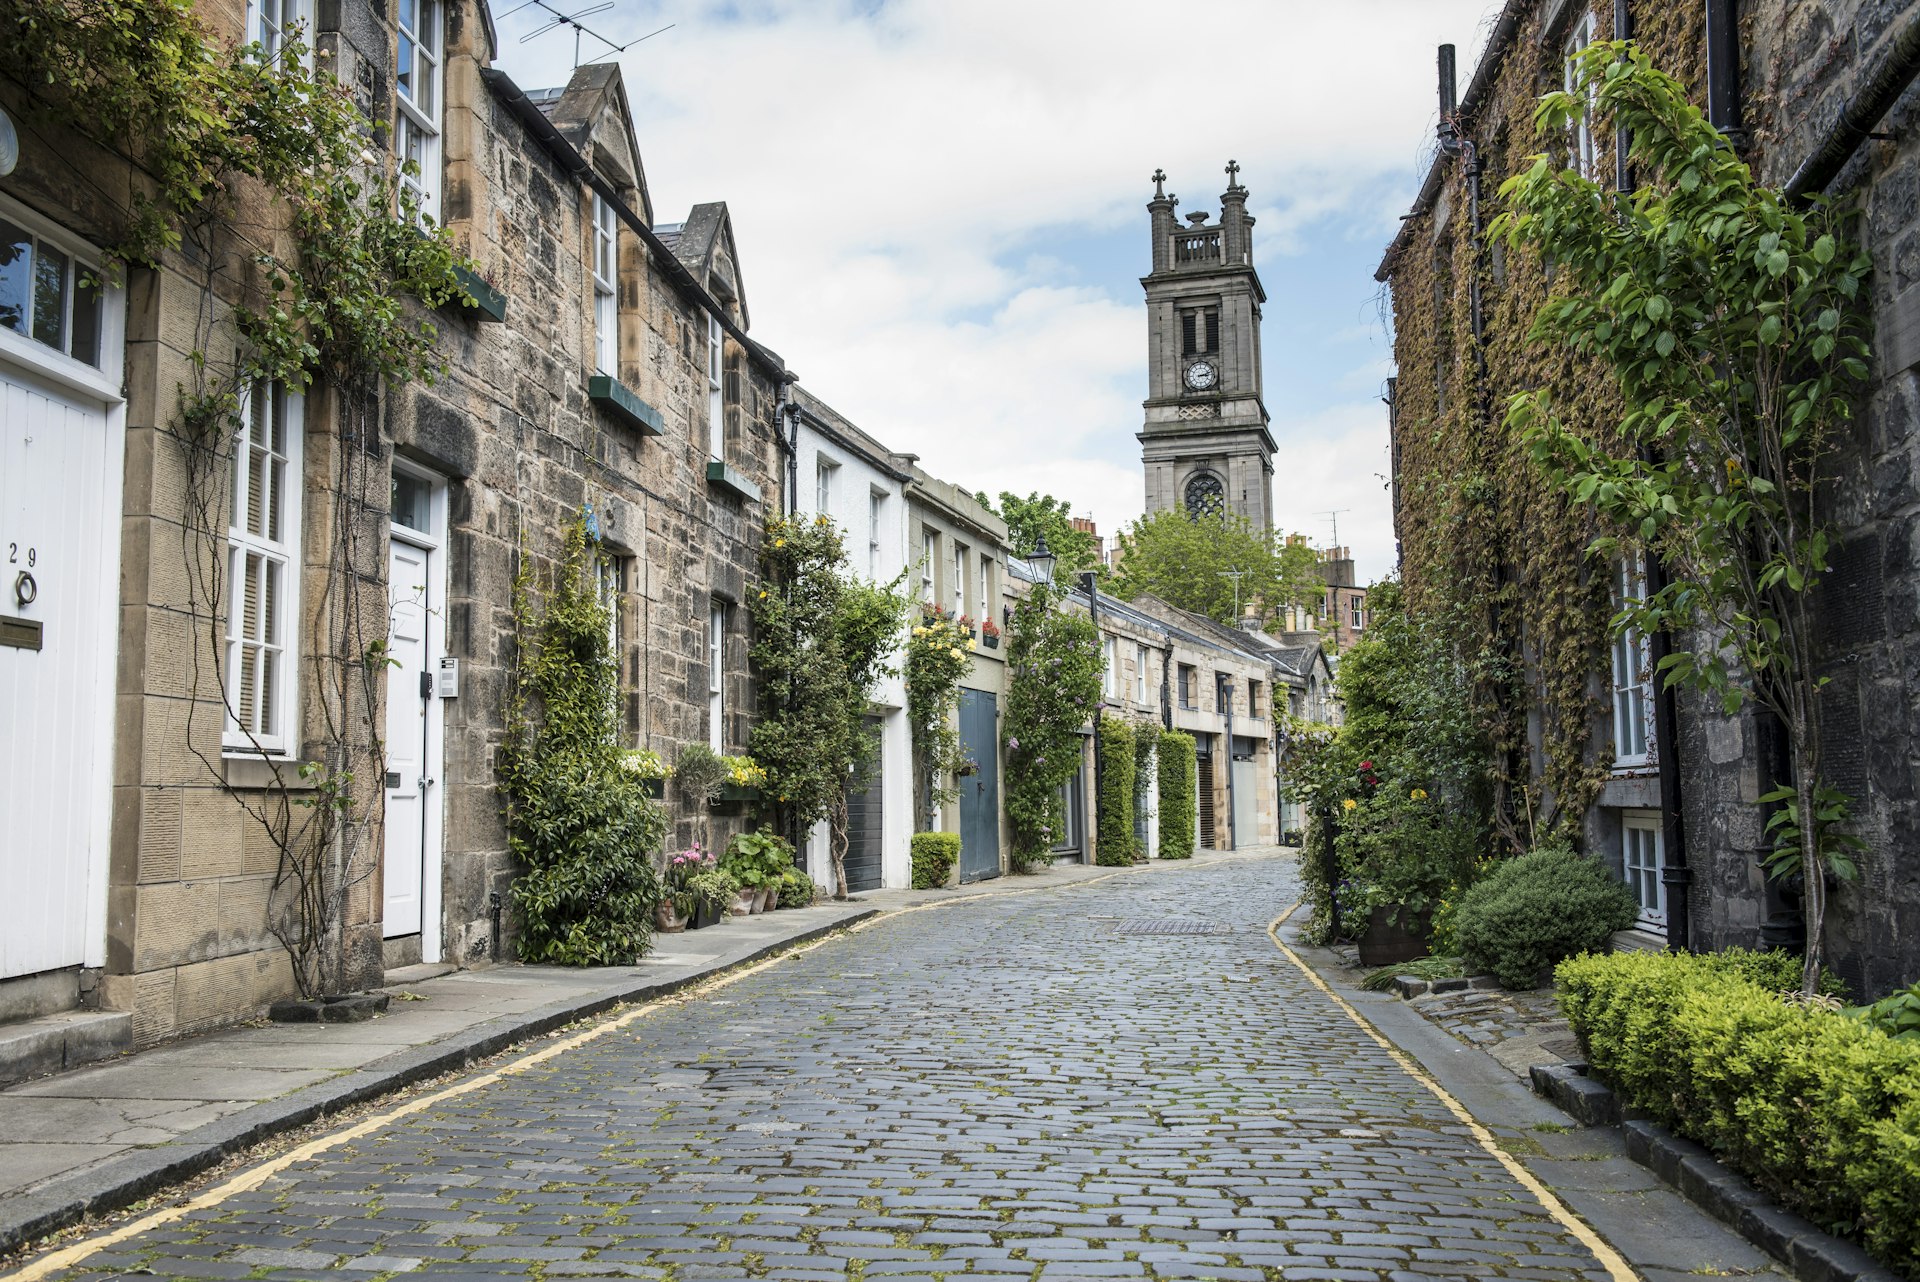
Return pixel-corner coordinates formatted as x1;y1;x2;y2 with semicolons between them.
494;0;1504;585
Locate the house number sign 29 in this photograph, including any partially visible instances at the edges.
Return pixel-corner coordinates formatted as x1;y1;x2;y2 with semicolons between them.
7;543;36;567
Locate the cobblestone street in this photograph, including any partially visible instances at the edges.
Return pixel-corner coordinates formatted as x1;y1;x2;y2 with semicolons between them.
16;855;1759;1281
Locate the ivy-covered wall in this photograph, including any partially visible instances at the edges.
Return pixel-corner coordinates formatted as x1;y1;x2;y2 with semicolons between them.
1383;0;1920;996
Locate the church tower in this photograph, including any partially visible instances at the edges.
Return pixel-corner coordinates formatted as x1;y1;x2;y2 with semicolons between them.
1138;163;1276;530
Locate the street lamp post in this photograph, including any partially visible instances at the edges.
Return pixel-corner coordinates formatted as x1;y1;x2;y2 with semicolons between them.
1078;566;1105;863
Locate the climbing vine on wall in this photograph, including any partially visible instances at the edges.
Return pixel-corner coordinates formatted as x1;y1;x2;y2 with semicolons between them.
905;609;973;825
1002;581;1101;872
0;1;473;995
1381;9;1709;854
500;517;666;964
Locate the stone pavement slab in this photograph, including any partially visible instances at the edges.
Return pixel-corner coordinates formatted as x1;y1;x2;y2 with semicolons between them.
0;850;1246;1256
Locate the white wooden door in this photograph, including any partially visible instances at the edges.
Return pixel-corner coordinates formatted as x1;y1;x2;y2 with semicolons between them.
0;361;122;978
383;538;432;938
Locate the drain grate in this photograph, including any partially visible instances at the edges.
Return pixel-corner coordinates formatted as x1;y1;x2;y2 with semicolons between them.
1110;919;1237;936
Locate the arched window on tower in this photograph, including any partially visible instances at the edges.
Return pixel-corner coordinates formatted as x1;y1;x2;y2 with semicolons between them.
1184;471;1225;518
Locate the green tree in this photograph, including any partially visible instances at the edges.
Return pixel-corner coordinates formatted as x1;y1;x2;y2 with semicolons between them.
1109;509;1324;627
978;491;1101;579
749;514;910;899
1002;579;1102;871
1497;41;1873;995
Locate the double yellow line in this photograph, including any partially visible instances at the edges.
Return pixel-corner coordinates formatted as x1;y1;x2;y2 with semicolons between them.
11;874;1634;1282
1265;905;1639;1282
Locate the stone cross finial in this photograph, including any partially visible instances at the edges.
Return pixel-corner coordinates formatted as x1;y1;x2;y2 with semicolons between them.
1225;159;1242;190
1152;168;1167;199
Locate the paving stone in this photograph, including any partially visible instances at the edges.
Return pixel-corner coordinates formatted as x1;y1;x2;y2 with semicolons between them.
14;856;1781;1282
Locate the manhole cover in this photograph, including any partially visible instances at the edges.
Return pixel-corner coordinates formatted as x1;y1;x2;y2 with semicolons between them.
1110;919;1236;936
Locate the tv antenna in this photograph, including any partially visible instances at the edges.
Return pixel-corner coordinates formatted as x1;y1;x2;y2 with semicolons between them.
1317;509;1350;551
1217;568;1247;620
503;0;674;66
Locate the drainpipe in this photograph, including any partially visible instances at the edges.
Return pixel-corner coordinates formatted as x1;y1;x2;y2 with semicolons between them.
1705;0;1747;149
1219;672;1237;852
1082;573;1105;858
1614;0;1634;192
1785;14;1920;199
776;380;799;518
1160;639;1175;731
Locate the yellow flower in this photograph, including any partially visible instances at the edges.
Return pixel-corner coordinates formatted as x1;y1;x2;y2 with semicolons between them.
774;538;785;548
966;638;977;650
758;590;769;599
1342;798;1357;812
1411;788;1429;801
949;647;963;659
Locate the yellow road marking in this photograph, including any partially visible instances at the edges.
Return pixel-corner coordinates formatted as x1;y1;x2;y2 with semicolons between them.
6;864;1162;1280
1266;904;1640;1282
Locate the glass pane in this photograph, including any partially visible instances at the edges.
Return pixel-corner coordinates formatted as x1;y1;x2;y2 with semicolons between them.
236;643;259;729
260;646;278;734
417;51;435;116
32;241;67;350
264;558;281;648
243;551;264;641
397;33;415;101
392;471;432;532
398;0;416;32
0;220;30;335
69;271;100;366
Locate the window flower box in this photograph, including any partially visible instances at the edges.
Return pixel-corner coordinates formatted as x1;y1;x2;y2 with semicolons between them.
589;375;664;436
452;264;507;323
706;459;761;502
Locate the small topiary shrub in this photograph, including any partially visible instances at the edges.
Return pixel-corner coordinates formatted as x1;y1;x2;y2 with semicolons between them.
1455;844;1635;988
1557;951;1918;1274
776;868;816;908
911;832;959;889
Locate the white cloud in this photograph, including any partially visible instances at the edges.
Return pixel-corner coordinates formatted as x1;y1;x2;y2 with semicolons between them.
497;0;1497;583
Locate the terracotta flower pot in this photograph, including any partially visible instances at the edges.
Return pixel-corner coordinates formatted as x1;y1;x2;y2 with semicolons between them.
654;900;686;934
759;884;779;912
730;889;757;916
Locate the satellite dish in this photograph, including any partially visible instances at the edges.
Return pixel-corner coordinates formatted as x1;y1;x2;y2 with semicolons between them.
0;108;19;178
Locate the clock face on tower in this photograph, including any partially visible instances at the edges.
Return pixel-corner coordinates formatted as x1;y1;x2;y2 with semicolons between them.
1184;359;1217;391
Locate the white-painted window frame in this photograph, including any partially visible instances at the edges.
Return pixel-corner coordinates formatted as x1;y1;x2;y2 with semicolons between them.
868;490;883;580
247;0;312;64
1103;636;1118;699
1564;9;1600;179
952;541;967;619
225;379;304;757
815;454;836;516
707;313;725;464
708;602;725;752
591;193;618;375
1622;810;1666;926
920;529;935;604
1611;556;1651;766
395;0;443;227
1135;643;1149;704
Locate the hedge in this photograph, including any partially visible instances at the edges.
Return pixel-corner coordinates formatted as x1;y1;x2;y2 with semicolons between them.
1556;950;1920;1274
1157;730;1196;860
910;832;959;889
1094;714;1138;866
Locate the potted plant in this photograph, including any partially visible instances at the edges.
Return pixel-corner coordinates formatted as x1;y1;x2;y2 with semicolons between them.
777;868;816;908
716;754;767;803
686;868;736;928
722;830;793;914
980;618;1001;650
662;844;714;930
1335;782;1462;965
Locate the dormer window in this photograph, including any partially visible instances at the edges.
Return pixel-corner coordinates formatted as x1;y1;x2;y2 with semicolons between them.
591;193;618;375
395;0;443;226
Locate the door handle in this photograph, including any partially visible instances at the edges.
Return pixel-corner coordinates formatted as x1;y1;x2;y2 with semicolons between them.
421;777;435;790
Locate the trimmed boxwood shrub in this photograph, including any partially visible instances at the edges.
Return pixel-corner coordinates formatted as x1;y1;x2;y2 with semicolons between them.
910;832;959;889
1455;845;1635;988
1095;714;1138;866
1557;951;1920;1274
1157;730;1196;860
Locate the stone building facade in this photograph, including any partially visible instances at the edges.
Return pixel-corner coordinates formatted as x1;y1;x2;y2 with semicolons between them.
787;388;914;893
1378;0;1920;995
905;468;1011;883
0;0;787;1061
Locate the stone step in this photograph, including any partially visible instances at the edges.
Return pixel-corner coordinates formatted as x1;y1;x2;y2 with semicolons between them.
0;1009;132;1088
382;962;458;987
